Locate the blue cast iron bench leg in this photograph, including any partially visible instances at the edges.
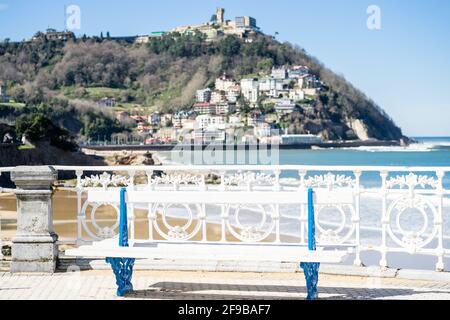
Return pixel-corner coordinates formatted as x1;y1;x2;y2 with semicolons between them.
300;188;320;300
106;188;135;297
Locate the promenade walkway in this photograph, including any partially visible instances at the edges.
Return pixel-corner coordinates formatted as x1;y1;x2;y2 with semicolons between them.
1;270;450;300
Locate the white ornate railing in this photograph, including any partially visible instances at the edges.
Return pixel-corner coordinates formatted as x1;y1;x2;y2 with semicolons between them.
1;165;450;271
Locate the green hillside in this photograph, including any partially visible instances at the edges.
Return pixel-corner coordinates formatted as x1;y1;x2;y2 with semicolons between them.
0;31;407;142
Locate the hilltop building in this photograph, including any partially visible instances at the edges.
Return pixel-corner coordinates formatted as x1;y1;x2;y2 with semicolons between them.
31;29;75;42
216;8;225;24
135;32;166;44
171;7;259;41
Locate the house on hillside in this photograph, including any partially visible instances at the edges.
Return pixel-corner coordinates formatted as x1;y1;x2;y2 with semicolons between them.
148;112;161;125
247;111;265;127
275;99;296;114
196;115;226;130
288;66;310;79
194;102;216;115
97;97;116;107
210;91;227;104
215;102;236;115
271;67;288;80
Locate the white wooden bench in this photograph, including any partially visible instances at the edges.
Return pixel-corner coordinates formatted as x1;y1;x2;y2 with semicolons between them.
66;187;351;300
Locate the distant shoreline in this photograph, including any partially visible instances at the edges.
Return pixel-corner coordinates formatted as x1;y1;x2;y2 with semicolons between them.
80;140;402;152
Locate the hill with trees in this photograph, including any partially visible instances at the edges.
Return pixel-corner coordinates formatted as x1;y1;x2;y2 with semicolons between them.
0;31;407;143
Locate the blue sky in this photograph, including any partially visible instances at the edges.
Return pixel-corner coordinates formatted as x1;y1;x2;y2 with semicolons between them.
0;0;449;136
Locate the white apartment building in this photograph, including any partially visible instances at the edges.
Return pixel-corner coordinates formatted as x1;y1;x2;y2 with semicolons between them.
289;89;305;102
193;129;226;144
196;88;212;103
194;103;216;115
215;74;236;91
271;67;288;80
225;85;241;103
275;99;296;114
215;103;236;115
240;78;259;103
196;115;226;130
259;78;284;92
241;78;259;91
229;115;243;125
211;91;227;104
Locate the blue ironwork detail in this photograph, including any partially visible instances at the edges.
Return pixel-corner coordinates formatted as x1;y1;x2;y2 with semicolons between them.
106;256;135;297
300;188;321;300
106;188;135;297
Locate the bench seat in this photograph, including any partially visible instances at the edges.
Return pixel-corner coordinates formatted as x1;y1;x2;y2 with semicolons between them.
66;241;348;263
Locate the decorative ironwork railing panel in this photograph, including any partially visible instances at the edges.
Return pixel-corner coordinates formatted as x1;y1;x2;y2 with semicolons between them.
1;165;449;271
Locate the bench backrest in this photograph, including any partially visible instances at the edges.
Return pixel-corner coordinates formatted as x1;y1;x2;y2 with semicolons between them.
85;187;356;247
87;189;354;206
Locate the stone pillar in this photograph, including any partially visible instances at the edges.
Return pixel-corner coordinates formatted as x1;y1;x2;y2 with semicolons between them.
11;166;58;273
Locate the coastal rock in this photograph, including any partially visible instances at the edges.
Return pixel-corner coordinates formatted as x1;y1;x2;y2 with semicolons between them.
347;119;370;141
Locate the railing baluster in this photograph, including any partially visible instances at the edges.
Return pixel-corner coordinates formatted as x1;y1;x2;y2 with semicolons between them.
275;204;281;243
299;170;307;245
220;171;227;242
221;205;228;242
436;170;445;272
146;170;154;241
354;170;362;266
380;170;389;269
76;170;83;245
200;173;207;242
128;170;136;242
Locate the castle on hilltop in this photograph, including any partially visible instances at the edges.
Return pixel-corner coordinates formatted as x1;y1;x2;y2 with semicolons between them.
172;7;260;42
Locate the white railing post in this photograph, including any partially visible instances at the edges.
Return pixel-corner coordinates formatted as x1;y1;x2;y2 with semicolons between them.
273;169;281;243
128;170;136;242
221;205;228;243
299;170;307;245
76;170;83;245
220;171;227;242
436;170;445;272
200;173;207;242
379;170;389;269
146;170;154;241
353;170;363;266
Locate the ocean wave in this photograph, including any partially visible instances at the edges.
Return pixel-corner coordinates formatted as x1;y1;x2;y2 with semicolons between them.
342;142;450;153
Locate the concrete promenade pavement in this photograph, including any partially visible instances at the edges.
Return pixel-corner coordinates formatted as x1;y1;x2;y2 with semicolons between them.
1;270;450;300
